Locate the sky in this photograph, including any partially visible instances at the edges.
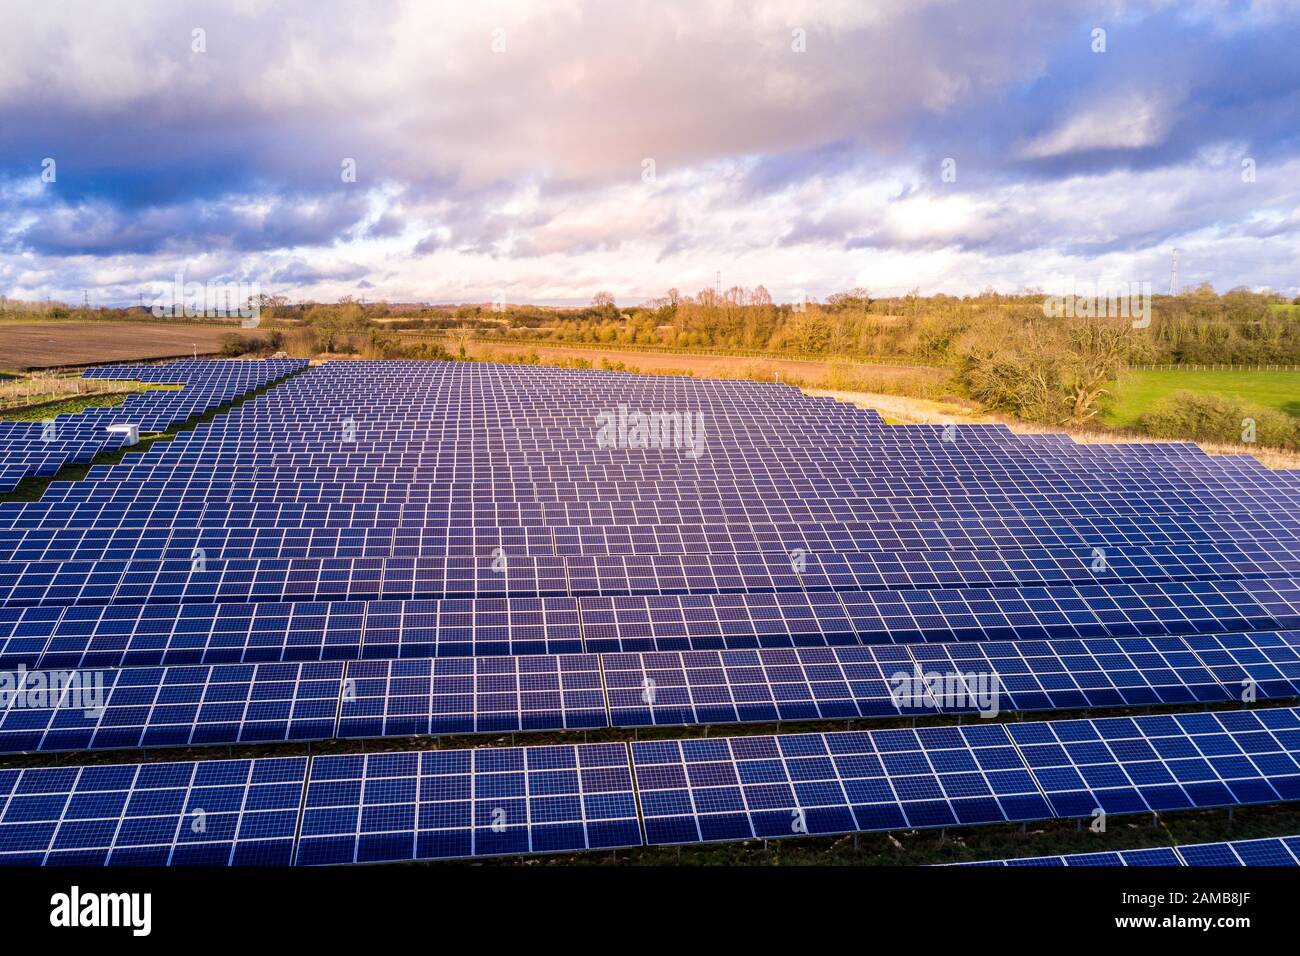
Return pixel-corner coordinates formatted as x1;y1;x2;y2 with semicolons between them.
1;0;1299;307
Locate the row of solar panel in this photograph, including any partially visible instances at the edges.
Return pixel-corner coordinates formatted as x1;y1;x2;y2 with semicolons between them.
4;705;1300;865
64;431;1275;468
7;519;1297;573
85;459;1283;499
36;475;1299;510
52;415;1256;459
27;418;1286;489
3;513;1294;562
952;835;1300;866
1;578;1299;669
83;360;307;381
112;447;1248;473
15;469;1295;505
58;477;1291;512
132;423;1207;455
2;540;1298;608
1;630;1297;754
138;438;1232;470
53;432;1267;467
38;497;1297;537
82;472;1280;503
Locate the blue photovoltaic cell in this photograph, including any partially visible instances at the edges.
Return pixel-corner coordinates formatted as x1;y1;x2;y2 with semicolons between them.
31;600;368;669
912;636;1237;712
1115;846;1184;865
0;756;307;865
293;742;640;865
358;598;583;658
0;607;64;667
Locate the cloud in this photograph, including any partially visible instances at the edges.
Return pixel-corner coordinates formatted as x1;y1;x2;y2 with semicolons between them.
0;0;1298;302
1017;95;1170;160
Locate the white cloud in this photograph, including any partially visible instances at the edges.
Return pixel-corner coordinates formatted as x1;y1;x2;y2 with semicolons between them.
1018;95;1170;159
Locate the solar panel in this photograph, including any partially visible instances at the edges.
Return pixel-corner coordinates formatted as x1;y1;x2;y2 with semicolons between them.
337;655;606;737
0;662;343;752
294;743;640;864
6;511;1296;562
632;706;1300;847
0;756;306;865
953;836;1300;866
632;727;1051;844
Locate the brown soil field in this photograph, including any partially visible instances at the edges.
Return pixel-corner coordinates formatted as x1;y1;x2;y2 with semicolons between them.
0;320;267;371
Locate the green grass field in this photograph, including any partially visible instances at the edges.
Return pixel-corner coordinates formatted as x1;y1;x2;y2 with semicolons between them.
1105;368;1300;428
0;393;131;420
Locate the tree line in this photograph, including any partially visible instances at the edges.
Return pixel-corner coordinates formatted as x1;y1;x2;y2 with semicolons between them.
7;284;1298;434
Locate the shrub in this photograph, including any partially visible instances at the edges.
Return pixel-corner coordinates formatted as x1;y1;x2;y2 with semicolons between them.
1135;391;1300;449
219;333;257;357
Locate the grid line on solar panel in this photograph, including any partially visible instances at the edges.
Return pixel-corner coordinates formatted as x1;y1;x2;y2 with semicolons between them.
25;486;1297;524
46;463;1289;485
38;459;1291;484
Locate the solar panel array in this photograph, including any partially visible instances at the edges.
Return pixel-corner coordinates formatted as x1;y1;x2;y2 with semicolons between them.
2;359;1298;865
0;359;305;492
